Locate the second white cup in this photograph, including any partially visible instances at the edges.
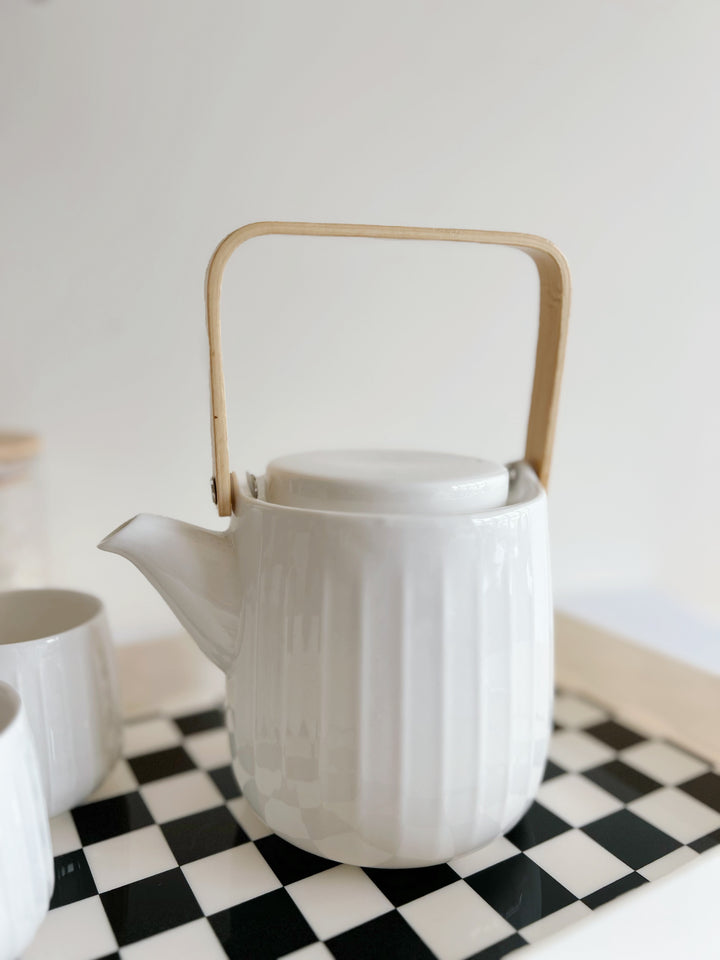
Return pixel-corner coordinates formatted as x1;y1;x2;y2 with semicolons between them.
0;589;121;816
0;680;54;960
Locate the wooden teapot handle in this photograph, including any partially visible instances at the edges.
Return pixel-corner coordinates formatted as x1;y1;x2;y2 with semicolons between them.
206;222;570;516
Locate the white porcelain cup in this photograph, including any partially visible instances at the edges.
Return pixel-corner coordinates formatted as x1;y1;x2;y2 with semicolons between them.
0;589;121;817
0;681;54;960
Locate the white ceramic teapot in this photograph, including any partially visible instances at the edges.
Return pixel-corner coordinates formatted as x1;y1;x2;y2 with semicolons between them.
100;222;570;868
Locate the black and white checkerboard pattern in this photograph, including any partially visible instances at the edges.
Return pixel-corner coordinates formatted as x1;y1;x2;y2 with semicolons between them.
26;692;720;960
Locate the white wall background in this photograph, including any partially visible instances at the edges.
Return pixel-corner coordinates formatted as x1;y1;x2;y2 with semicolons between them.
1;1;718;644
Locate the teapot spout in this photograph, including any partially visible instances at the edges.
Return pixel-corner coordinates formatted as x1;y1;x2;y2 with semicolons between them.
98;514;238;673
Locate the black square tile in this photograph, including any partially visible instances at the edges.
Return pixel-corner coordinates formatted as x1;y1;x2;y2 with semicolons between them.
175;708;225;736
209;888;316;960
583;809;680;869
585;720;644;751
467;933;528;959
582;872;648;909
679;772;720;813
690;828;720;853
128;746;196;784
542;760;564;782
327;909;435;960
101;867;203;947
505;802;570;850
209;764;241;800
584;760;661;803
72;792;154;846
49;850;97;909
161;805;248;865
255;833;336;885
363;863;456;907
467;854;576;927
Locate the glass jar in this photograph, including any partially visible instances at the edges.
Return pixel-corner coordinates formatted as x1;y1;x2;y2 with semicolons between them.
0;433;46;589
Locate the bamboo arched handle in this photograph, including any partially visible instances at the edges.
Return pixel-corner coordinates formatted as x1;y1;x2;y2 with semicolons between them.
206;221;570;517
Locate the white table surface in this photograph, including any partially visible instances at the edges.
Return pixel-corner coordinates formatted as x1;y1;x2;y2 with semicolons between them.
526;848;720;959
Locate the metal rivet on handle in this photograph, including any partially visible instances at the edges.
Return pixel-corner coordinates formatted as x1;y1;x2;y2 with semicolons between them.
246;472;259;499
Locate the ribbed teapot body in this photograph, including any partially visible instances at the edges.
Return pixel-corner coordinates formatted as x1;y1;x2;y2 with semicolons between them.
226;464;552;867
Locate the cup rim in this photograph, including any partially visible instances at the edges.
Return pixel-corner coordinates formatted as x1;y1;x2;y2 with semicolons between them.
0;588;105;647
0;680;22;739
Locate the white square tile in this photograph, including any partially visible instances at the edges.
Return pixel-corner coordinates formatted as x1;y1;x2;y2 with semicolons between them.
141;769;224;823
639;845;699;881
84;824;177;893
287;864;392;940
620;740;709;785
24;896;117;960
549;730;615;772
553;693;607;729
400;881;514;960
123;717;182;757
521;900;592;943
184;728;232;769
537;773;623;826
120;918;227;960
87;759;139;802
50;811;81;856
629;787;720;843
183;844;281;914
280;945;334;960
527;829;630;899
227;796;273;840
449;836;519;877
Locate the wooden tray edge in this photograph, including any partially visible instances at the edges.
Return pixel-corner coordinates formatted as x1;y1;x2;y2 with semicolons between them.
556;610;720;767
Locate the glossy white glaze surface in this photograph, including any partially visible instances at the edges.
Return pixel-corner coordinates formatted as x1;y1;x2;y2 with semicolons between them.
0;681;53;960
100;460;553;866
0;590;122;817
263;450;510;514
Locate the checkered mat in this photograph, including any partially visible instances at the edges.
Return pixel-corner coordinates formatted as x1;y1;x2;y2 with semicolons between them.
26;692;720;960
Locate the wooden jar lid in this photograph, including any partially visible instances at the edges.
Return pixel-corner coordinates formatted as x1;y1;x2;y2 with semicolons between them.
0;432;40;463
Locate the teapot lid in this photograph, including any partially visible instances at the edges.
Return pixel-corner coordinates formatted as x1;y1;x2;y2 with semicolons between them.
260;450;509;515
